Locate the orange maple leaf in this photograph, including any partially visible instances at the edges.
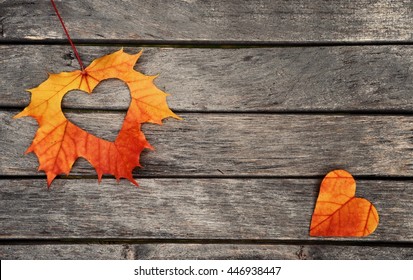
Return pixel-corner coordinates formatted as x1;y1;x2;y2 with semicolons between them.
310;170;379;237
14;49;180;187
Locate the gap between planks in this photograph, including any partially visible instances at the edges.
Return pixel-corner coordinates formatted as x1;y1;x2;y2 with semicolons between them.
3;175;413;181
6;107;413;115
0;238;412;247
2;39;413;48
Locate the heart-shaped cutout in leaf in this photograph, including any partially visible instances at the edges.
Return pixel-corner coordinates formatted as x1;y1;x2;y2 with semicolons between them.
310;170;379;237
14;49;181;187
63;79;130;142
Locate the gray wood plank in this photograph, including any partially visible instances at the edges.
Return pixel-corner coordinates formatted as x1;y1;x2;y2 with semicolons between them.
0;244;129;260
0;179;412;241
1;244;412;260
2;111;413;177
1;45;413;112
132;244;413;260
1;0;412;42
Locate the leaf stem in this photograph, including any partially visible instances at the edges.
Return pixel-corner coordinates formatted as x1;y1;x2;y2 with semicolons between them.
50;0;85;71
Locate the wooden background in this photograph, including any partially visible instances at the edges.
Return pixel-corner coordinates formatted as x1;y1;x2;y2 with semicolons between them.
1;0;413;259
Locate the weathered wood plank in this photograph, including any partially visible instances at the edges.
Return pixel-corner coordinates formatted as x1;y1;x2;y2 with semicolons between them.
2;111;413;177
0;179;412;241
1;244;412;260
133;244;413;260
1;45;413;111
1;0;412;42
0;244;129;260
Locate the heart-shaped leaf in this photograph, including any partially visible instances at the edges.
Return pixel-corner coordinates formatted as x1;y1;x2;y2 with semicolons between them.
310;170;379;237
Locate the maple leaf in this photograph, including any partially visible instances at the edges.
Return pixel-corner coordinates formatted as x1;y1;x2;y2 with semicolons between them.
14;49;180;187
310;170;379;237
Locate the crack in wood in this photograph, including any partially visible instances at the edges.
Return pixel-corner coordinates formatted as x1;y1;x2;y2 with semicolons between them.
121;244;135;260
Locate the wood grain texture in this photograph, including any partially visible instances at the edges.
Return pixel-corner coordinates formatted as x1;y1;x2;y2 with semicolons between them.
1;0;412;42
0;244;130;260
1;244;412;260
1;0;412;261
3;111;413;177
1;45;413;112
0;179;412;241
133;244;413;260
